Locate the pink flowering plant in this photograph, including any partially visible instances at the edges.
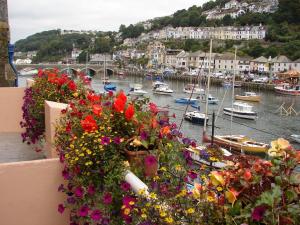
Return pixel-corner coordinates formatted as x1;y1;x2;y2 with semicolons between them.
55;90;187;224
20;69;88;148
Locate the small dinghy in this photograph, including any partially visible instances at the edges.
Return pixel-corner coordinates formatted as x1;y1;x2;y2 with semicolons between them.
175;98;198;104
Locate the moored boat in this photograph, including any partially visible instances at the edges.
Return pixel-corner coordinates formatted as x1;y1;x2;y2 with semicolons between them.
152;83;173;95
183;84;204;94
184;111;208;125
129;84;148;96
223;102;257;120
201;94;219;104
291;134;300;144
203;133;269;154
175;98;198;104
274;83;300;96
104;83;116;91
235;92;261;102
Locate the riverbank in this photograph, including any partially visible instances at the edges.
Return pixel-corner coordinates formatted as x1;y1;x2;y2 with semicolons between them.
123;70;275;91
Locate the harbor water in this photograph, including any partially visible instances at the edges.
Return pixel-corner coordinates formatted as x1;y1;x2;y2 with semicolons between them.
19;76;300;148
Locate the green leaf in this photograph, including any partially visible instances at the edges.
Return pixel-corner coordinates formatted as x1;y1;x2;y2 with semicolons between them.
286;190;297;203
275;176;282;185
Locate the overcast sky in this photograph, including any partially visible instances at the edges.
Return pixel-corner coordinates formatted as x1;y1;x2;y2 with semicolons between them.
8;0;208;43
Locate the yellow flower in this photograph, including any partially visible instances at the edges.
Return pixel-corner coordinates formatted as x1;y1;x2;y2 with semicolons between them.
123;208;130;216
210;171;225;186
268;138;290;157
217;186;223;192
86;149;92;155
165;217;174;224
160;211;167;217
153;176;160;181
129;201;135;206
186;208;195;214
160;167;167;172
141;214;147;219
72;92;79;97
175;164;182;171
149;192;157;199
207;196;215;202
225;188;238;205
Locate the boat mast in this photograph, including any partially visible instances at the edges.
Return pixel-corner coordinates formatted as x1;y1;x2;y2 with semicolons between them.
204;39;213;133
230;46;237;135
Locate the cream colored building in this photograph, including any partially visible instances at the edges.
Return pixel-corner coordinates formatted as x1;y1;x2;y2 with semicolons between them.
250;56;270;73
215;52;237;73
165;49;182;68
146;41;166;68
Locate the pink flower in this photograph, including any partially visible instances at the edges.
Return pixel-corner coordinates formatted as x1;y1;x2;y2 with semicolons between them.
144;155;157;167
120;182;131;192
88;185;96;195
78;205;89;217
58;204;65;214
90;209;102;221
75;186;84;198
149;102;158;114
103;192;113;205
251;205;267;221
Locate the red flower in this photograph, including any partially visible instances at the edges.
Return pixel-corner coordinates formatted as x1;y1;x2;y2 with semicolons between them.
92;104;102;116
68;80;77;91
243;169;252;181
149;102;158;114
117;91;127;103
87;92;101;102
108;91;114;97
114;98;126;112
125;104;134;120
37;69;43;77
80;115;98;132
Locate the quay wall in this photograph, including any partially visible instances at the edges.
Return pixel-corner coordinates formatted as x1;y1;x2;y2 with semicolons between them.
0;87;25;132
124;71;275;91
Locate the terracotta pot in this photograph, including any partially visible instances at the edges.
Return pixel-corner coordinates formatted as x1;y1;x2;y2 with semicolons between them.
124;149;158;177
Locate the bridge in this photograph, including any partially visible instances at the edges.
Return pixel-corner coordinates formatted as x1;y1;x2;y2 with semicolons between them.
15;63;119;78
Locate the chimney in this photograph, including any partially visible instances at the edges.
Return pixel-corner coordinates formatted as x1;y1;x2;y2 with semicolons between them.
0;0;17;87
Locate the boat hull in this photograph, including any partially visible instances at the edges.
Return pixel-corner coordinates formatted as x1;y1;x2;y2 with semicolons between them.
274;87;300;96
153;90;173;95
291;135;300;144
184;116;207;125
223;108;257;120
203;134;268;154
235;95;261;102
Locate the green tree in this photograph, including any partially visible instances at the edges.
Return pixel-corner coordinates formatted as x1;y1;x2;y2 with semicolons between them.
275;0;300;24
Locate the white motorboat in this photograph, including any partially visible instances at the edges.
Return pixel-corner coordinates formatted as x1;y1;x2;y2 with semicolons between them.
152;81;166;87
129;84;148;96
291;134;300;144
201;94;219;104
223;102;257;120
153;83;173;95
184;111;208;125
183;84;204;94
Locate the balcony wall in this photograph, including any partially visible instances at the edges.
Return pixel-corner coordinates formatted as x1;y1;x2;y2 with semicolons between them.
0;87;25;132
0;158;68;225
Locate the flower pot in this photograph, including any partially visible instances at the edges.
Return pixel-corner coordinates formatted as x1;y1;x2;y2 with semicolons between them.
124;149;158;177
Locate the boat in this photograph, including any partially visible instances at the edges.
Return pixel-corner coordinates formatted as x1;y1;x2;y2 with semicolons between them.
203;133;269;154
235;92;261;102
201;94;219;104
152;83;173;95
274;83;300;96
184;111;208;125
175;98;198;104
291;134;300;144
129;84;148;96
152;80;166;87
186;145;232;169
191;103;200;110
223;80;242;88
183;84;204;94
234;81;242;88
104;83;116;91
223;102;257;120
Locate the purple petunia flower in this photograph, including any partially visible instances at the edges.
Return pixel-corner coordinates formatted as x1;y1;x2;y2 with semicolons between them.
113;137;121;145
188;171;197;180
103;192;113;205
144;155;157;167
88;185;96;195
58;204;65;214
120;182;131;192
62;169;70;180
67;197;76;204
251;205;267;221
101;137;110;145
78;205;89;217
75;186;84;198
182;137;191;146
140;131;148;140
90;209;102;221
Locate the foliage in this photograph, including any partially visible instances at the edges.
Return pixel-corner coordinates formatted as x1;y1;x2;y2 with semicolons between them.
119;24;145;39
20;69;88;147
55;90;188;224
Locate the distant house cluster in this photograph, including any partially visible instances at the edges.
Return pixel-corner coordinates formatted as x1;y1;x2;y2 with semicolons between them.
204;0;278;20
143;41;300;75
122;25;266;46
59;29;97;36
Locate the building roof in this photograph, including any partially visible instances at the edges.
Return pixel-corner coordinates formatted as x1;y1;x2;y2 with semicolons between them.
294;58;300;63
188;50;204;57
271;55;291;63
252;56;269;63
215;52;237;60
176;51;189;58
